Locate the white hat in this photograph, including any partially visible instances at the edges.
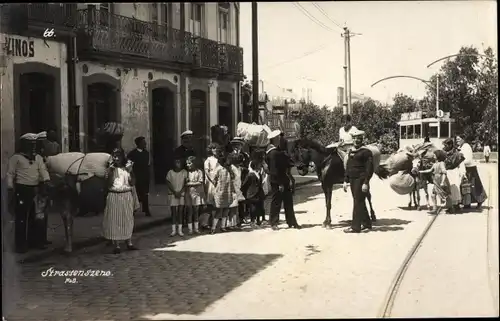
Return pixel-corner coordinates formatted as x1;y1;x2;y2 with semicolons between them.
230;137;245;144
326;142;340;149
20;133;37;141
181;130;193;138
36;131;47;139
268;130;282;139
350;128;365;137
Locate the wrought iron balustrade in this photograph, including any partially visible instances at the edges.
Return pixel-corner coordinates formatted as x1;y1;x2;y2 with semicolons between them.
0;4;77;31
76;8;193;64
192;37;220;71
219;43;243;75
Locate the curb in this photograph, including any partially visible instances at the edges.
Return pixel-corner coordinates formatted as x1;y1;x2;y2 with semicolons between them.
18;177;318;264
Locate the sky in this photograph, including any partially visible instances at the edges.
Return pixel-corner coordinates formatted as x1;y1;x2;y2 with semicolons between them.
239;1;497;107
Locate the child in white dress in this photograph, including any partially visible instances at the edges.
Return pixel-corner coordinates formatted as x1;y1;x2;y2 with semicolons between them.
185;156;205;234
202;143;220;229
166;158;188;236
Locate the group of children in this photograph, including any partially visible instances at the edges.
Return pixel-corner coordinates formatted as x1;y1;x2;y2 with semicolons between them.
166;143;267;236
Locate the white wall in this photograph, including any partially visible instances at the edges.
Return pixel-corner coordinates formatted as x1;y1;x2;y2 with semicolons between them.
0;34;68;175
75;62;181;153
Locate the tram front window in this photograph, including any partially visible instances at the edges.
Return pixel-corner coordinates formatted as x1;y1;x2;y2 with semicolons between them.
429;125;438;138
440;122;449;138
415;124;421;139
408;125;414;139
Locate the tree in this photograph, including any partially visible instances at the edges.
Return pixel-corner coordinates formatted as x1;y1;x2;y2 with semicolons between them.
423;46;498;142
391;93;419;115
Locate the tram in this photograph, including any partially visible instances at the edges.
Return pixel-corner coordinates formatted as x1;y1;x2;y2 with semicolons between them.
398;111;455;148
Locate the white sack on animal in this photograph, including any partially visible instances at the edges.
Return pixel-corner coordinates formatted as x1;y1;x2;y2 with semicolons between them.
46;152;111;181
46;152;85;178
236;122;269;147
78;153;112;179
389;171;415;195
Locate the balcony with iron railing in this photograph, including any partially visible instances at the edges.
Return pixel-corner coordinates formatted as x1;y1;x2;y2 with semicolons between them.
76;8;194;65
0;3;77;34
218;43;244;77
1;4;244;76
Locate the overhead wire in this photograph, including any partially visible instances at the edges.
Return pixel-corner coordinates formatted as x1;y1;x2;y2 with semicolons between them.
311;2;344;30
292;2;336;32
264;42;334;70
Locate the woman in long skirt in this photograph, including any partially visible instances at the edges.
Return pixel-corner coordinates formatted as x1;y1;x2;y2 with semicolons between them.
103;148;138;254
456;134;488;209
443;138;466;213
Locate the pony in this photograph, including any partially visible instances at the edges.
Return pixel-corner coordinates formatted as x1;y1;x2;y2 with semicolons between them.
288;138;389;228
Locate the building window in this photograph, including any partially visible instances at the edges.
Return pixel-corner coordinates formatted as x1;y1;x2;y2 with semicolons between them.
191;3;204;37
218;6;229;44
151;3;159;39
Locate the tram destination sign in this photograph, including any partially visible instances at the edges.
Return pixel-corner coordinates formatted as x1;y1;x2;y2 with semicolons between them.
400;111;422;121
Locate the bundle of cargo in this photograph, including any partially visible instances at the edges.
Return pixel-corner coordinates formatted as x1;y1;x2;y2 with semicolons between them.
46;152;111;181
236;122;272;147
384;149;415;176
389;171;415;195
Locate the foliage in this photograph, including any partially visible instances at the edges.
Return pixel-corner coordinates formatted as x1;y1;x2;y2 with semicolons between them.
423;46;498;144
295;45;498;153
296;99;400;151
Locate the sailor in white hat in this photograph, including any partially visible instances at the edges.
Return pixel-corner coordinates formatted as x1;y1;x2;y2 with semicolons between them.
6;133;51;253
342;127;373;234
266;128;301;230
174;129;196;168
180;130;193;138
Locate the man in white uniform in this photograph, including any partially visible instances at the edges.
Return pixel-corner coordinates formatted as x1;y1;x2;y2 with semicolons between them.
338;114;359;152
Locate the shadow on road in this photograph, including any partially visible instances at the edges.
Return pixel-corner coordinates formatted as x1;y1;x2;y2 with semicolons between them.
4;251;283;320
329;218;412;232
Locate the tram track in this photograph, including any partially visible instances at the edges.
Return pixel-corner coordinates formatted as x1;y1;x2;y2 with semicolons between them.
378;169;495;318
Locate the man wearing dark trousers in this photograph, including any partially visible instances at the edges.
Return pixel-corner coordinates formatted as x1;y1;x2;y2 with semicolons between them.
266;130;301;231
6;133;51;253
128;137;151;216
343;129;374;233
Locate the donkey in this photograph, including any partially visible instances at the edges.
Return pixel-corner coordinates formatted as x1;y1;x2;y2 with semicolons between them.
408;157;431;210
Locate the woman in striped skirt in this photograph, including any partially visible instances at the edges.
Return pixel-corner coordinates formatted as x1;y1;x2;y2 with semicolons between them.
103;148;139;254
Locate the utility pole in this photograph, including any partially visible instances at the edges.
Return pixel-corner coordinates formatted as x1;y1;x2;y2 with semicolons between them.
347;28;352;115
342;27;350;115
251;1;260;124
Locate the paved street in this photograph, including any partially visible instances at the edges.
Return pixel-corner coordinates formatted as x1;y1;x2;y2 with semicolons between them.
7;169;317;263
2;165;497;320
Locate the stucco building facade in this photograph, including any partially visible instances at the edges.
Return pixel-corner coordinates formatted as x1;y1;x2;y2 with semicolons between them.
0;3;243;182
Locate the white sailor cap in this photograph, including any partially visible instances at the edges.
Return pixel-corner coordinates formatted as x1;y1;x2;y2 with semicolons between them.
268;130;282;139
36;131;47;140
350;129;365;137
20;133;38;141
230;137;245;144
181;130;193;138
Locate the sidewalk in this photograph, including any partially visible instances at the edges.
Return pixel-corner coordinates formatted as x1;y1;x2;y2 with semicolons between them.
11;173;318;263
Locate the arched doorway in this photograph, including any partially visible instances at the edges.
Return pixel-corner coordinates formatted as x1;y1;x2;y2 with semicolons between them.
190;89;208;158
218;92;233;136
86;82;118;152
151;87;175;184
18;72;57;141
